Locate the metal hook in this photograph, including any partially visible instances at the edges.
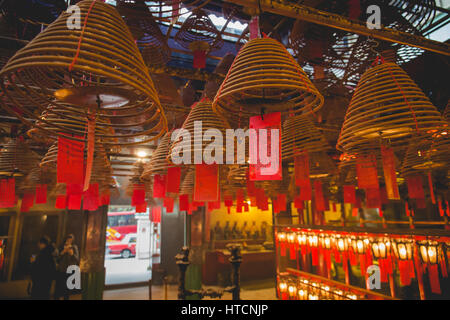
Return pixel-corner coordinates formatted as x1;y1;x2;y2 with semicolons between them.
367;36;381;57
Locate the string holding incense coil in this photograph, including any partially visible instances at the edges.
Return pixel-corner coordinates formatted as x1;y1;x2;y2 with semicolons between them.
141;132;172;179
174;9;223;53
213;37;324;121
281;115;331;162
0;139;40;177
116;0;171;66
0;0;167;146
168;99;230;165
337;62;445;153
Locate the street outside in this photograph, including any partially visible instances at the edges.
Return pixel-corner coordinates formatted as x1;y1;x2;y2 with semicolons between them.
105;255;152;285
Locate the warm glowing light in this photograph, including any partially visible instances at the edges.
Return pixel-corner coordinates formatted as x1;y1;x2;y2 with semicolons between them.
137;150;147;158
279;282;287;291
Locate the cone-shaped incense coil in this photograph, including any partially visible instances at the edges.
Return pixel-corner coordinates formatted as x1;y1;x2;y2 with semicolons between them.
116;1;170;65
309;152;338;179
444;100;450;123
40;142;58;172
169;99;229;165
401;135;449;177
141;132;171;179
213;37;324;121
28;106;114;144
174;9;223;52
337;62;444;153
139;0;211;21
0;139;40;176
227;164;248;189
0;0;167;146
282;115;331;161
179;169;195;196
126;161;146;197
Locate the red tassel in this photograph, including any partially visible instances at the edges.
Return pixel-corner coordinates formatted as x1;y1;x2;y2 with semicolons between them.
427;172;436;204
398;260;412;286
166;166;181;194
428;264;441;294
311;247;319;266
289;243;297;260
194;164;219;202
380;145;400;200
153;174;166;199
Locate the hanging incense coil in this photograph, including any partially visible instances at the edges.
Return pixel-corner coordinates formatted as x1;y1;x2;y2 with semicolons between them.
0;139;40;177
401;135;450;177
337;62;445;153
28;106;115;144
168;99;230;165
141;132;171;179
19;166;54;195
40;142;58;172
179;168;195;196
444;101;450;123
126;161;146;197
227;164;248;189
0;0;167;146
202;53;235;100
281;115;331;162
309;152;338;180
137;0;212;21
116;0;171;66
213;37;324;121
174;9;223;53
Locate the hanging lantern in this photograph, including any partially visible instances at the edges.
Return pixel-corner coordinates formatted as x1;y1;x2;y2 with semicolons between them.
417;240;444;294
213;37;324;122
418;240;439;265
372;239;389;259
391;238;415;286
278;281;288;300
287;232;297;260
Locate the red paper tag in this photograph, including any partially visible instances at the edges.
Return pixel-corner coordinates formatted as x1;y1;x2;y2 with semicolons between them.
356;154;379;189
35;184;47;204
132;186;146;206
406;176;425;199
166;166;181;194
299;184;312;201
277;194;287;212
194;164;219;202
57;136;84;185
135;202;147;213
164;197;175;213
193;50;207;69
83;183;99;211
153;174;167;199
179;194;189;211
314;180;326;212
151;206;162;223
67;183;83;210
55;195;67;209
249;16;260;40
294;196;304;210
381;146;400;200
295;153;310;187
249;112;282;181
366;188;381;208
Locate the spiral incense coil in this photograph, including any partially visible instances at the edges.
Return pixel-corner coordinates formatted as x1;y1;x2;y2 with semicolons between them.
129;161;146;185
179;168;195;196
141;132;171;179
0;0;167;146
213;37;324;121
337;62;445;153
19;166;54;194
227;164;248;189
309;152;338;180
444;101;450;123
174;9;223;52
40;142;59;172
401;135;450;177
168;99;230;165
282;115;331;161
28;106;115;144
116;1;171;65
0;139;40;177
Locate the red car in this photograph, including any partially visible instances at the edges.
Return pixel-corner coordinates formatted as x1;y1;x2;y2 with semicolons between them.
106;233;137;259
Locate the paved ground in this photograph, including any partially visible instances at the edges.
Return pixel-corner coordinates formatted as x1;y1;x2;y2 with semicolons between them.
105;256;152;285
102;284;277;300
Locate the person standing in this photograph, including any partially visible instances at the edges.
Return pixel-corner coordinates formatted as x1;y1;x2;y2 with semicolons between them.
54;234;79;300
30;236;57;300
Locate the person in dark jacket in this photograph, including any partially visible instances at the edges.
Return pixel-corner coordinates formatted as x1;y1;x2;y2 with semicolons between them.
54;234;79;300
30;236;57;300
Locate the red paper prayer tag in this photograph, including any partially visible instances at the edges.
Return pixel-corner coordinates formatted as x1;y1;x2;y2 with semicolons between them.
166;166;181;194
314;180;326;212
194;164;219;202
57;136;84;185
406;176;425;199
35;184;47;204
249;112;282;181
294;153;310;187
380;145;400;200
151;206;162;223
153;174;166;198
179;194;189;211
164;197;175;213
356;154;379;189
